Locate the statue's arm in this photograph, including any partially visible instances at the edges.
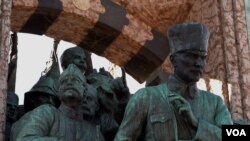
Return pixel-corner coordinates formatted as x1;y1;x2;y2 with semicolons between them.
114;89;148;141
194;96;233;141
11;105;64;141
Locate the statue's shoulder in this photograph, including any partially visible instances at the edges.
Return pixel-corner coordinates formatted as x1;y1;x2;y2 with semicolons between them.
199;90;224;103
133;83;167;98
19;104;55;118
23;104;58;119
33;104;57;112
12;104;56;131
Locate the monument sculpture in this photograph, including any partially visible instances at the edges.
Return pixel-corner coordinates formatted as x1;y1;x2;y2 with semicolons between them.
114;22;233;141
60;47;98;111
23;76;60;113
11;64;105;141
61;47;130;116
86;68;121;141
23;49;61;113
60;47;130;140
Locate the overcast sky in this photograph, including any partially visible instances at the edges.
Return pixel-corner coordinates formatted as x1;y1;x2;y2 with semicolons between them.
15;33;145;104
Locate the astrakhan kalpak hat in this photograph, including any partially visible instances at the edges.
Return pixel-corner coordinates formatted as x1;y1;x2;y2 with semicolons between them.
168;22;210;56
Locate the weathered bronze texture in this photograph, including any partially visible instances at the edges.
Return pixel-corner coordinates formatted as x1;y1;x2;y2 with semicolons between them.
11;64;105;141
114;22;233;141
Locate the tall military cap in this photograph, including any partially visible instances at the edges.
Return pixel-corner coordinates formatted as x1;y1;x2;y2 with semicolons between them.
168;22;210;56
24;59;60;98
25;77;59;97
24;60;60;112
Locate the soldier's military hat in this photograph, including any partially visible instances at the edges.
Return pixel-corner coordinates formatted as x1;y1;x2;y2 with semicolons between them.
24;60;60;112
24;60;60;99
168;22;210;56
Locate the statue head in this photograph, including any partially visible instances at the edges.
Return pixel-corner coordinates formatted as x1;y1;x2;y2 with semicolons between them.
24;77;60;112
168;22;210;56
58;64;88;106
87;68;118;113
6;91;19;122
60;46;87;73
168;22;210;83
81;88;99;119
24;60;60;112
87;68;114;89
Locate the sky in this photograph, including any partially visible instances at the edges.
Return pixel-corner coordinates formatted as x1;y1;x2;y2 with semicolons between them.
15;33;145;105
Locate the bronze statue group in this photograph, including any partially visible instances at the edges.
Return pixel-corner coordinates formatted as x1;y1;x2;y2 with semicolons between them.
6;22;234;141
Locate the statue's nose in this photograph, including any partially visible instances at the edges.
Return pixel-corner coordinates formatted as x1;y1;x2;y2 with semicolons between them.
194;57;204;68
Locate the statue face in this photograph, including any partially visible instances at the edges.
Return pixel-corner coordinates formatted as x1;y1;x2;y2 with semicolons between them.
81;89;99;118
87;72;118;112
6;92;19;122
172;51;206;83
87;72;113;89
97;87;118;113
6;103;19;122
69;49;87;72
61;47;88;72
59;75;87;104
61;47;87;72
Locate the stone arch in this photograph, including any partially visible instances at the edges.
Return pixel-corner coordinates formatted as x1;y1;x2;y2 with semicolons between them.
11;0;170;83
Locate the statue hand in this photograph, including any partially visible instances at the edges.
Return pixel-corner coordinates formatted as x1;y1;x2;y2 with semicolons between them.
168;94;198;128
111;77;130;104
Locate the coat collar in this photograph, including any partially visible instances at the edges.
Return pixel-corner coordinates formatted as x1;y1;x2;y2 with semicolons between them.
166;74;199;99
